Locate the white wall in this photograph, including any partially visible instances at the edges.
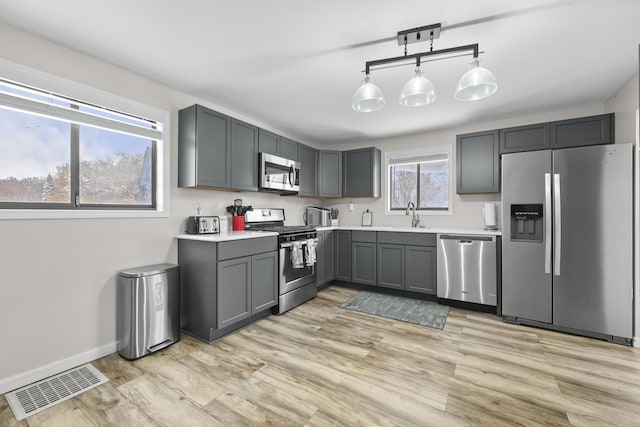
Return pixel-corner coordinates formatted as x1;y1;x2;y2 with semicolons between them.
0;22;319;393
320;103;609;229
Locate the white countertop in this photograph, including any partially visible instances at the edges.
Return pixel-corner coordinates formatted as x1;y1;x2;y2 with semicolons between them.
177;226;500;243
176;230;279;242
316;225;501;236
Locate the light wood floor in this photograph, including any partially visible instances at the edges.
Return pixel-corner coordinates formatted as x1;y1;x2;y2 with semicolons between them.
2;285;640;426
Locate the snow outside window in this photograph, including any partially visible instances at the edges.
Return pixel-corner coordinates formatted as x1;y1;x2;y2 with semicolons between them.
0;72;167;217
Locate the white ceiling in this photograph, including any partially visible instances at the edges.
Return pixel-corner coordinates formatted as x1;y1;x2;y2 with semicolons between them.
0;0;639;146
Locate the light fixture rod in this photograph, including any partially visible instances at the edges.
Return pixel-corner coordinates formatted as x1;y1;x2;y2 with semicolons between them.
364;43;479;75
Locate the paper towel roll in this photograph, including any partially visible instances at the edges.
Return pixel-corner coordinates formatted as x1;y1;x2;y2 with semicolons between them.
483;203;497;230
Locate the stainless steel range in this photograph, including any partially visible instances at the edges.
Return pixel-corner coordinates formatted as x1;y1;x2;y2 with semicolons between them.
245;208;317;314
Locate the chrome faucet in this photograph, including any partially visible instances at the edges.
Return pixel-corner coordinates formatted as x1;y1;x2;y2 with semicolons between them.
406;201;420;228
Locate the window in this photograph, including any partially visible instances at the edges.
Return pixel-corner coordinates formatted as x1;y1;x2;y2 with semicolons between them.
0;72;166;216
385;145;453;215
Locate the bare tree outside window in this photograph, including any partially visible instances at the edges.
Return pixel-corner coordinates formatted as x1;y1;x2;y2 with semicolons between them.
0;78;159;210
388;154;449;211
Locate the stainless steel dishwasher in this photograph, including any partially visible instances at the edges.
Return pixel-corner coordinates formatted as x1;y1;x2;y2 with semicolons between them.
437;234;497;306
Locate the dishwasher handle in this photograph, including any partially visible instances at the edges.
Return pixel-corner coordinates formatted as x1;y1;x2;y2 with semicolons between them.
439;235;495;242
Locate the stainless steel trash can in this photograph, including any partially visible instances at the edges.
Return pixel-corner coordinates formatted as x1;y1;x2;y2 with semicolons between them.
117;263;180;360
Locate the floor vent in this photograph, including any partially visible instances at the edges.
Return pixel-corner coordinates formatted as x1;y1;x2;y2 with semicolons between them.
4;363;109;421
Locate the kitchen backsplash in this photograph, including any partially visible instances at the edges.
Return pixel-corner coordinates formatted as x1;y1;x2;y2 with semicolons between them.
320;194;501;230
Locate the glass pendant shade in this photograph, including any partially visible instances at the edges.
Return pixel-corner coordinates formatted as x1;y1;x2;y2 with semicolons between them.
352;75;385;112
455;58;498;101
399;68;436;107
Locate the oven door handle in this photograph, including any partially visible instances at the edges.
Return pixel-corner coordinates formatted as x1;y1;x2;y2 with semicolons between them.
280;238;318;248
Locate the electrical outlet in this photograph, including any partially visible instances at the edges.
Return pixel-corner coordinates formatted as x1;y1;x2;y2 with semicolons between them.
349;202;355;213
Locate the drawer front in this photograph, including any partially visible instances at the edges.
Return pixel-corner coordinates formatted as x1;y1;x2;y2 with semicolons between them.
351;230;377;243
218;236;278;261
377;232;435;246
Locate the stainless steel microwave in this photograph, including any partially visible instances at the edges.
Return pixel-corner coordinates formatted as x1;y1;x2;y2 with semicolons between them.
259;152;300;193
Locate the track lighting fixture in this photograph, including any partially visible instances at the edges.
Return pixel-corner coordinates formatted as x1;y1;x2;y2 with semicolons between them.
352;23;498;112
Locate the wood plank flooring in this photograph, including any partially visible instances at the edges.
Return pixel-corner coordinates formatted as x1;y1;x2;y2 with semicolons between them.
2;285;640;426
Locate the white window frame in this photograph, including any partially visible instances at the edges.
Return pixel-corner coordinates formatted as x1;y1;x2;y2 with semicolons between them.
0;59;170;219
384;144;453;216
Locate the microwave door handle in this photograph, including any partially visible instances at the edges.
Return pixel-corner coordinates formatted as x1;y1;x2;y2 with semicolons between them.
288;165;294;186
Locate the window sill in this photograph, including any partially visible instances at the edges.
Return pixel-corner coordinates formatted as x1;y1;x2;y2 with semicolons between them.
385;209;453;216
0;208;169;220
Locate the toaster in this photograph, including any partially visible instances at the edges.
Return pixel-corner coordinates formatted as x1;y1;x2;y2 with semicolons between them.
186;216;220;234
304;207;330;226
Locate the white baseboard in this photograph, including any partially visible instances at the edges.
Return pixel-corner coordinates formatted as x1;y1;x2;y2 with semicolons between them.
633;336;640;348
0;342;117;394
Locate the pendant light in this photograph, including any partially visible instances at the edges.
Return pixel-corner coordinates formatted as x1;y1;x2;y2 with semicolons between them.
352;23;498;112
454;58;498;101
399;66;436;107
352;74;385;112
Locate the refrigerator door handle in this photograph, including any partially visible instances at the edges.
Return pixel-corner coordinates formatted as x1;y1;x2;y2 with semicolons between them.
544;173;552;274
553;173;562;276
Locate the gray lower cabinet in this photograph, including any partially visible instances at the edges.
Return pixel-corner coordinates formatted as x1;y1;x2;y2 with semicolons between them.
178;236;278;343
405;245;436;295
352;242;376;285
217;256;251;328
352;231;377;286
318;150;342;197
456;130;500;194
178;104;231;189
251;251;278;312
334;230;352;281
377;244;404;289
376;232;437;294
231;119;258;191
342;147;381;198
316;230;335;287
298;144;318;197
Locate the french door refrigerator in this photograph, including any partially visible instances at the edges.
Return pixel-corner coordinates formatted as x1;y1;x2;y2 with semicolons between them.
502;143;632;344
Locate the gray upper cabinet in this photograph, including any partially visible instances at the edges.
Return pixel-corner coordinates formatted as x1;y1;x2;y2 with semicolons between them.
318;150;342;197
258;129;279;156
179;104;231;189
280;137;299;160
499;114;614;153
456;130;500;194
550;114;614;148
298;144;318;197
258;129;298;160
335;230;352;282
342;147;381;198
231;119;258;191
499;123;549;153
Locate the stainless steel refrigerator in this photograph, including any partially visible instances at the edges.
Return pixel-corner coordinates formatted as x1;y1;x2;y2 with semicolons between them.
502;143;632;344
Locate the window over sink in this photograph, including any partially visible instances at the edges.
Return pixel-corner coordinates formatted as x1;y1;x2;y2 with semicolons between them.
385;144;453;216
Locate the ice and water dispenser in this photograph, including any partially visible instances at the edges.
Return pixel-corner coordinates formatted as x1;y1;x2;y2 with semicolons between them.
510;204;543;242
